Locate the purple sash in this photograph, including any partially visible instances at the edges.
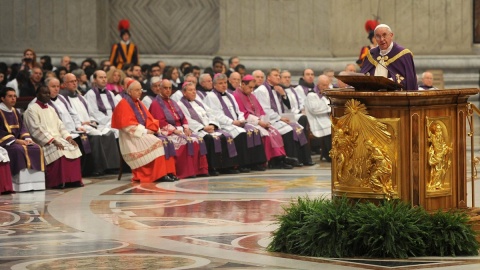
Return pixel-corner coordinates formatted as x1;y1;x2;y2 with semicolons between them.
288;87;301;110
190;134;207;156
155;96;200;156
300;85;310;96
180;97;205;124
196;89;207;100
125;95;148;126
48;97;92;154
243;123;262;148
214;129;237;158
58;95;92;153
63;92;90;114
213;89;238;120
79;133;91;154
263;83;284;113
156;134;176;159
290;122;307;146
92;87;116;115
314;86;323;98
47;100;60;116
154;96;186;126
179;97;229;156
57;95;71;112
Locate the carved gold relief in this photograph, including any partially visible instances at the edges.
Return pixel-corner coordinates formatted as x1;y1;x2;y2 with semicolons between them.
331;99;400;199
426;118;452;196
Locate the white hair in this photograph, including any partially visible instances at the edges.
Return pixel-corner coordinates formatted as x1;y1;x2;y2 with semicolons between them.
150;76;162;85
374;24;392;33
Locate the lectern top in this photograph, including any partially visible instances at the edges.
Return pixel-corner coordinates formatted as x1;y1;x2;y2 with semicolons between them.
335;75;404;91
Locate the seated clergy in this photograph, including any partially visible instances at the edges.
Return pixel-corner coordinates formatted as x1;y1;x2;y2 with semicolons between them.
39;77;92;175
170;73;197;102
204;73;267;172
149;79;208;179
84;70;119;138
141;76;162;110
111;79;176;183
177;82;239;176
0;87;45;191
0;146;14;194
304;75;332;162
418;71;438;90
233;75;293;169
60;73;121;176
23;85;83;189
254;68;314;166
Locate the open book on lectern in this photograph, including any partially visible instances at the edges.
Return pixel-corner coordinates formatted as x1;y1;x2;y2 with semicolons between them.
335;74;404;91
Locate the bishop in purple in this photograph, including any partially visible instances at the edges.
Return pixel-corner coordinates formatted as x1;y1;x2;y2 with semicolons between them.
0;87;45;191
360;24;418;90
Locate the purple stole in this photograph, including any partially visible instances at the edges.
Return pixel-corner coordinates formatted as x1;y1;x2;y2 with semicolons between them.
64;93;90;114
179;97;236;157
287;86;301;110
125;95;176;159
232;90;264;148
300;85;310;96
154;96;206;156
154;96;186;126
196;88;207;100
156;133;176;159
50;96;91;154
213;89;238;119
213;89;260;149
263;83;284;113
264;84;307;146
92;87;116;115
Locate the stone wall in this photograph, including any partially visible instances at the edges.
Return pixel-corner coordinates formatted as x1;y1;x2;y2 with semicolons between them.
0;0;478;89
0;0;475;58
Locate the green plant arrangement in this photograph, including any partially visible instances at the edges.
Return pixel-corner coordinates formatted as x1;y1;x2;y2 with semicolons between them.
425;210;480;256
268;196;479;258
351;200;430;258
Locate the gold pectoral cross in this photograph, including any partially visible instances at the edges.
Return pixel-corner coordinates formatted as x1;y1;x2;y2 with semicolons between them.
395;74;404;84
376;55;389;62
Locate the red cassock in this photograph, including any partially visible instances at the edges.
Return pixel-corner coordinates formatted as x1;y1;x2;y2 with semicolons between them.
112;98;176;182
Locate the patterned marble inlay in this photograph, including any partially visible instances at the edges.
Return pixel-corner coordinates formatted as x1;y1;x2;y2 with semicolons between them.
11;254;210;270
108;174;332;195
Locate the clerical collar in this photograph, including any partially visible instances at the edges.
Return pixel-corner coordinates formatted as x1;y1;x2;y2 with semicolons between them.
380;42;394;56
0;102;13;112
66;90;78;98
50;96;58;101
98;88;106;94
35;100;48;109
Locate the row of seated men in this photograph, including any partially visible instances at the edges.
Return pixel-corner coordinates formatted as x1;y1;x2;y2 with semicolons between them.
0;66;332;192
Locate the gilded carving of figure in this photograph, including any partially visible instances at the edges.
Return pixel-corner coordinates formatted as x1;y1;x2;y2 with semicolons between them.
427;123;452;190
364;139;395;196
330;127;358;180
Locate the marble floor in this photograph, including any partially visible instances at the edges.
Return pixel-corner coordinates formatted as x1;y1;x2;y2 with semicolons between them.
1;154;480;270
